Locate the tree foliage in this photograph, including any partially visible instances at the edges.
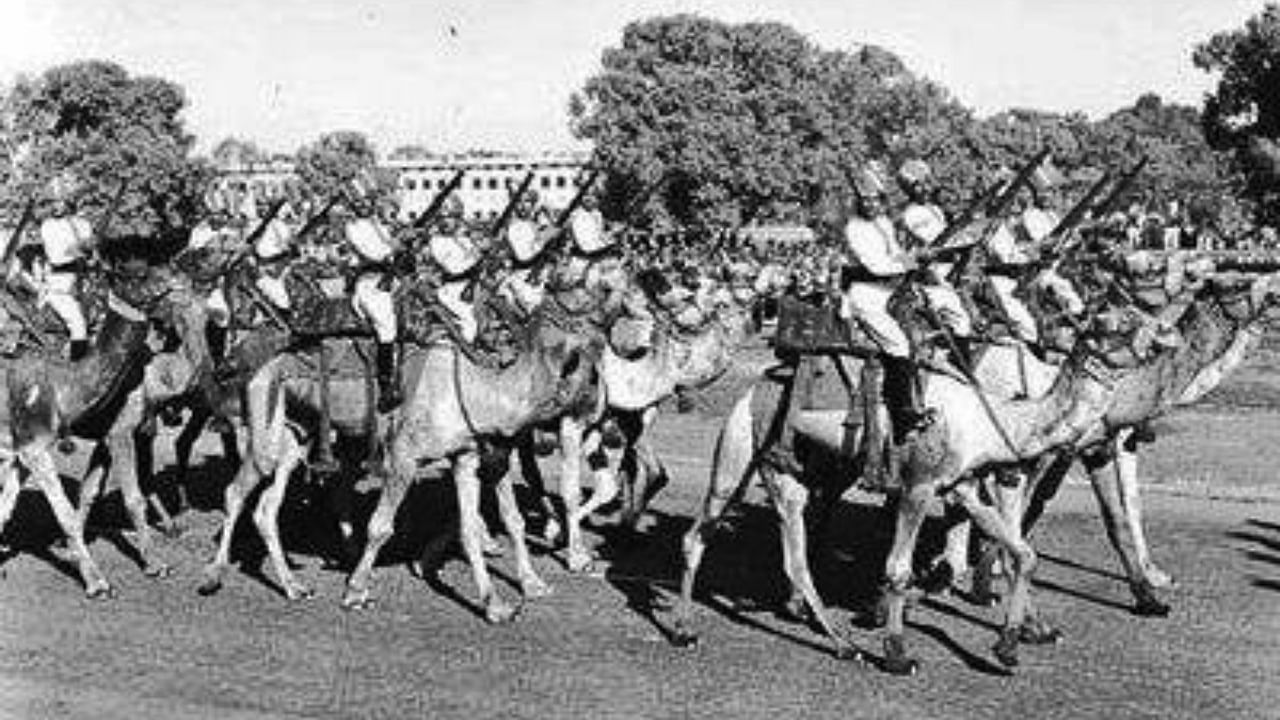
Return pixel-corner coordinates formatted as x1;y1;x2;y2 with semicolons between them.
1195;4;1280;224
210;136;267;168
1;59;210;248
570;16;972;233
294;130;386;202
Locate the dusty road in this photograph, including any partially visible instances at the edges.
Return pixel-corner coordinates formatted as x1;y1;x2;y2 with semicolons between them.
0;360;1278;719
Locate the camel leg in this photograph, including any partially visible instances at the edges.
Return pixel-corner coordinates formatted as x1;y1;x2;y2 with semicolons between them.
881;484;929;676
770;471;862;661
455;451;517;623
622;408;669;530
952;481;1047;669
1085;443;1170;617
517;433;561;545
493;464;552;599
672;390;757;648
1115;432;1173;589
566;430;620;571
25;445;111;598
198;458;263;596
172;402;211;517
253;428;313;601
113;422;171;579
134;423;181;539
559;417;592;573
342;468;410;610
75;443;109;531
0;461;23;540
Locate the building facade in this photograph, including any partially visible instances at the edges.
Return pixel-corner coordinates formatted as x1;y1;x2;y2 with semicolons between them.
214;151;591;222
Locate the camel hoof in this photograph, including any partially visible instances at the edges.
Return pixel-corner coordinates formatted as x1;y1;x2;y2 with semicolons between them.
1131;588;1171;618
285;584;316;602
670;627;700;649
882;636;917;676
341;588;374;611
1018;620;1063;646
522;577;554;600
485;598;519;624
566;549;596;574
779;595;809;623
144;563;172;579
993;629;1020;668
85;581;114;600
833;644;866;663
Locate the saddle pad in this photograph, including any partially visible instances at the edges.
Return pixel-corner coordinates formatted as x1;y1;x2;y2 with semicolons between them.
774;296;877;357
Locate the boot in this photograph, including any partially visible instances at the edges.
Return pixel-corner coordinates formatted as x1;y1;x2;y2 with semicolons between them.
206;324;228;365
376;342;403;413
882;356;934;444
68;339;89;362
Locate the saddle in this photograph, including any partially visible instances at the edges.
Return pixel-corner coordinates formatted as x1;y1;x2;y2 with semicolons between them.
773;293;877;357
0;271;115;359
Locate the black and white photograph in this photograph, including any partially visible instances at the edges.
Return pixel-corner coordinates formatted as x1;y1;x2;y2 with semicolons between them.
0;0;1275;717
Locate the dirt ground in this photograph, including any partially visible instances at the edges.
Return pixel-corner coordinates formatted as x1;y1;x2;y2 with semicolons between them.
0;345;1278;719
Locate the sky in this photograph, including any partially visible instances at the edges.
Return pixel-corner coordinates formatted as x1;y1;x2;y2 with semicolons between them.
0;0;1266;155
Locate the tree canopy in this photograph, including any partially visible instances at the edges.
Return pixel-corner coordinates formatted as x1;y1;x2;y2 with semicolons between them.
294;130;384;202
1195;4;1280;225
1;59;210;249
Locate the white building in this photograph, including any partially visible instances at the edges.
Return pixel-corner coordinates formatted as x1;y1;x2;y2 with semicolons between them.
213;151;591;222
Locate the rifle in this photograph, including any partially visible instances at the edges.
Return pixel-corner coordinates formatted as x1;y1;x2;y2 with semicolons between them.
933;147;1050;249
490;170;536;239
552;167;601;228
412;169;466;230
1091;156;1149;221
1044;169;1115;256
460;171;536;302
1;198;36;267
293;194;343;244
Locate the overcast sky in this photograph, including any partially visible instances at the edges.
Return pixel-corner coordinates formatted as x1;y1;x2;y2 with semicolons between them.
0;0;1264;155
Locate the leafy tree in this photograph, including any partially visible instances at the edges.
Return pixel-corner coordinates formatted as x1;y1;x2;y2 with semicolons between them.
571;16;973;234
1194;4;1280;223
295;130;379;199
210;136;267;168
1;59;211;250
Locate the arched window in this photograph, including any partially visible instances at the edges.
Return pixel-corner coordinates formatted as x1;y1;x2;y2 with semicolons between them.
555;175;567;188
488;177;499;190
540;176;551;189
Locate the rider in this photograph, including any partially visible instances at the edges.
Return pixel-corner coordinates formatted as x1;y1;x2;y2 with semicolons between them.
252;195;296;314
39;179;94;360
343;181;404;412
896;158;976;370
499;189;558;316
428;196;483;344
840;162;934;442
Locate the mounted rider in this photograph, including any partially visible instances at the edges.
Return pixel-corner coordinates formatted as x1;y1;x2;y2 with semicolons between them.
839;162;934;441
252;195;297;313
499;189;558;316
343;177;404;411
895;158;976;370
39;176;94;360
428;195;483;345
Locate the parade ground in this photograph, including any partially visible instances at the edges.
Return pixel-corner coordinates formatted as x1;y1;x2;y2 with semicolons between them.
0;343;1274;720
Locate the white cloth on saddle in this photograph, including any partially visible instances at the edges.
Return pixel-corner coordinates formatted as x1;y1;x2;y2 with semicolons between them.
345;218;396;264
436;279;478;342
189;223;223;251
844;216;908;278
40;217;91;266
920;282;972;337
986;222;1030;265
206;286;231;328
430;233;479;277
1033;268;1084;316
353;273;397;342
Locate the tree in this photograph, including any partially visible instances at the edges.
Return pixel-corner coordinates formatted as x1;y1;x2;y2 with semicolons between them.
570;16;972;234
295;130;383;201
210;136;267;168
1194;5;1280;223
1;60;211;250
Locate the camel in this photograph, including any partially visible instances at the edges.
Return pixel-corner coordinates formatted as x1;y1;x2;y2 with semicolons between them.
340;290;619;621
525;293;760;573
0;265;213;596
959;270;1280;614
669;272;1277;673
